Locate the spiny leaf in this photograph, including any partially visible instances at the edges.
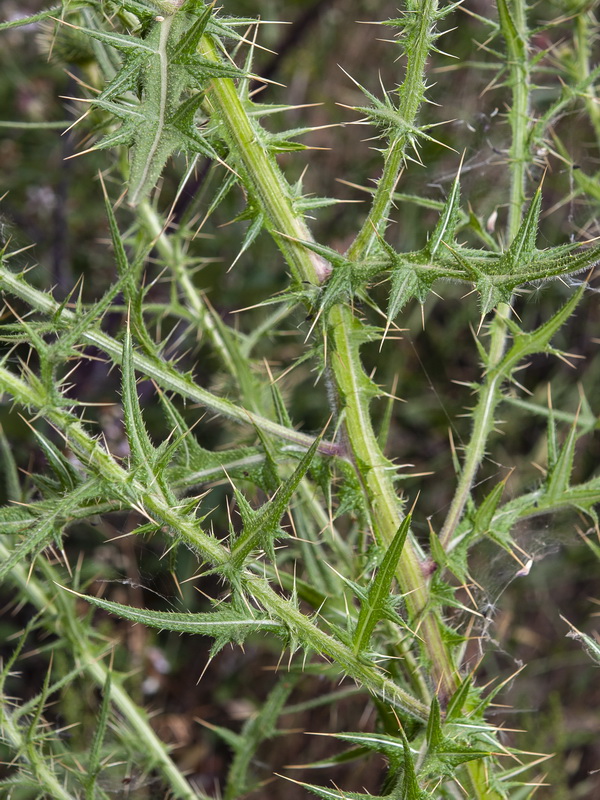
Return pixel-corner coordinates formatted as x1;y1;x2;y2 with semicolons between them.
495;185;542;274
86;669;112;796
230;203;265;265
422;696;492;775
121;328;155;475
0;4;87;31
0;426;21;502
386;262;427;318
498;284;585;375
156;391;194;468
425;696;443;751
424;171;461;259
289;237;376;313
546;391;558;469
72;9;226;205
224;678;296;800
61;589;284;640
171;5;212;60
445;676;474;721
30;428;80;492
287;780;387;800
401;729;427;800
169;444;270;491
353;516;411;653
315;730;416;766
59;22;158;56
0;480;101;585
473;481;506;539
546;417;579;503
228;434;322;568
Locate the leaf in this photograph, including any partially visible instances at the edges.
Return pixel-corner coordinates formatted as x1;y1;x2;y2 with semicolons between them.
0;426;21;502
445;676;474;721
224;678;296;800
0;480;101;584
400;728;426;800
545;417;578;504
308;730;414;765
85;670;112;797
0;5;85;31
353;515;411;653
563;617;600;666
499;284;585;375
58;20;156;55
61;589;284;652
228;435;322;568
473;481;506;538
121;328;155;477
287;780;386;800
425;696;443;751
424;171;461;259
72;10;224;206
171;5;212;60
30;427;80;492
495;185;542;275
422;696;492;776
387;259;434;318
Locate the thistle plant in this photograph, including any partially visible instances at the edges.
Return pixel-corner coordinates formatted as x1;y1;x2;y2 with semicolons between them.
0;0;599;798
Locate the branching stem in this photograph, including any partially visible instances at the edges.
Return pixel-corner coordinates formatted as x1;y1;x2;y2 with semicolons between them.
197;7;455;700
0;364;429;722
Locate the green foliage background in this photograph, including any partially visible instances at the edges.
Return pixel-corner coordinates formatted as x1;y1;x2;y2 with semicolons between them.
0;0;599;798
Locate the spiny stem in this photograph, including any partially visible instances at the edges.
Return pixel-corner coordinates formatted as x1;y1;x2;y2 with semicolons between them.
198;10;454;699
0;540;204;800
439;366;503;551
138;200;238;377
199;35;329;285
499;0;531;242
0;265;339;457
329;303;451;698
0;703;78;800
0;364;429;722
346;0;440;260
440;0;532;551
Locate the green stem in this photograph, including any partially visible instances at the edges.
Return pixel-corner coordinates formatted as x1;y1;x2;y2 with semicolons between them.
0;542;204;800
440;0;532;551
0;265;339;458
499;0;531;242
0;703;78;800
199;36;328;286
329;304;450;697
439;352;504;551
0;364;428;722
438;4;533;796
346;0;439;259
138;200;238;377
198;12;454;699
338;0;454;694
